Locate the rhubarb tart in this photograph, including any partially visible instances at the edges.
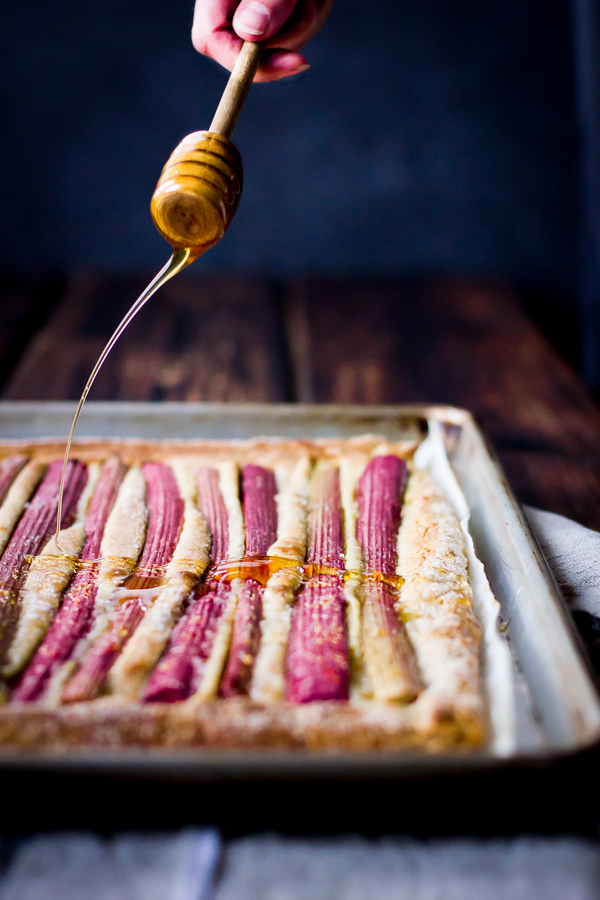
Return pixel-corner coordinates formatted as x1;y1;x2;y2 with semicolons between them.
0;436;495;752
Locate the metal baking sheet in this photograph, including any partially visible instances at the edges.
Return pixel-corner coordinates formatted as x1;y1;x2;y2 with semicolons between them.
0;400;598;778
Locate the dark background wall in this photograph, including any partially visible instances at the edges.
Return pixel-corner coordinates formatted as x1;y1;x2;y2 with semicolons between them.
1;0;578;294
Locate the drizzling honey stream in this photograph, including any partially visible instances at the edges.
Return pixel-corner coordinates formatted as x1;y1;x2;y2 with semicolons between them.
54;42;263;545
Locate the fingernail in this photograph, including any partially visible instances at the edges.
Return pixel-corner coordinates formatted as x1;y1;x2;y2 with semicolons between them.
235;1;271;36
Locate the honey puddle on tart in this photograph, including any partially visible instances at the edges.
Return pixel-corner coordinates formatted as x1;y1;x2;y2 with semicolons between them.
24;553;404;592
53;247;193;550
211;555;404;590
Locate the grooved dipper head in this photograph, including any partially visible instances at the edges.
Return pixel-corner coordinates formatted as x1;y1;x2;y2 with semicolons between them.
150;131;243;258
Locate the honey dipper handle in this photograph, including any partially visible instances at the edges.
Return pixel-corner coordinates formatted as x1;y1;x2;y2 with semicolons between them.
209;41;264;140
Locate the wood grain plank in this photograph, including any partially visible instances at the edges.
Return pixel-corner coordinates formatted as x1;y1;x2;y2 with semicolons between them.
284;275;600;526
3;272;289;403
285;275;600;451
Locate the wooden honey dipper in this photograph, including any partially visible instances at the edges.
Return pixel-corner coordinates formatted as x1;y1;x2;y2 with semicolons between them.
150;40;263;261
53;41;264;546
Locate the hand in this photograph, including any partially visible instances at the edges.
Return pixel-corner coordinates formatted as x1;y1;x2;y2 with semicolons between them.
192;0;332;83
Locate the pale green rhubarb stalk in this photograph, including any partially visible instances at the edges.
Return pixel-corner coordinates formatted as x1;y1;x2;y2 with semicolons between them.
285;465;349;703
62;462;184;702
357;455;422;702
339;458;366;697
0;459;88;662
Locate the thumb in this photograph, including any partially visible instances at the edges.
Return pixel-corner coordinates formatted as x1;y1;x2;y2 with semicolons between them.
233;0;297;41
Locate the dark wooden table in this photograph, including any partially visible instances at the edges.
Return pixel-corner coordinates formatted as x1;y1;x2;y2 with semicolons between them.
3;270;600;528
2;270;600;839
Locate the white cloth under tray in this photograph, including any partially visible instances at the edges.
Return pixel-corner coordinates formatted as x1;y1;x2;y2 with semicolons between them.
525;505;600;619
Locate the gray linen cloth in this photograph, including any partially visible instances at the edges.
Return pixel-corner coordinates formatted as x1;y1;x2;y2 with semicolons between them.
525;506;600;620
1;509;600;900
0;829;220;900
2;831;599;900
214;834;600;900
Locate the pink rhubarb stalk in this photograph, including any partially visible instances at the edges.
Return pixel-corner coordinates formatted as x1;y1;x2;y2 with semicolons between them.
143;465;231;702
220;464;277;696
0;456;27;506
0;460;88;653
218;579;262;696
14;458;126;701
357;455;407;576
196;466;229;565
285;467;349;703
306;467;345;573
145;464;279;702
240;465;278;557
143;582;230;702
62;462;183;702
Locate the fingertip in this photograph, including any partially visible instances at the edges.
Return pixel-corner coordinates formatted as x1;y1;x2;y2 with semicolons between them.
191;22;206;56
271;51;309;68
260;50;309;75
232;0;297;41
233;1;271;39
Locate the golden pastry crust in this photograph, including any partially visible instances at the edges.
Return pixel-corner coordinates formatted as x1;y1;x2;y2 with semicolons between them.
0;435;419;467
0;696;480;752
0;435;486;752
397;469;484;738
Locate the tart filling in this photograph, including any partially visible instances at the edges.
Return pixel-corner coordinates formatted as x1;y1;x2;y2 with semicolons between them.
0;435;493;751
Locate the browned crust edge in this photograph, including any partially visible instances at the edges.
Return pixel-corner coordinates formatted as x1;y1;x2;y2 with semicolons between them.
0;436;419;466
0;697;484;752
